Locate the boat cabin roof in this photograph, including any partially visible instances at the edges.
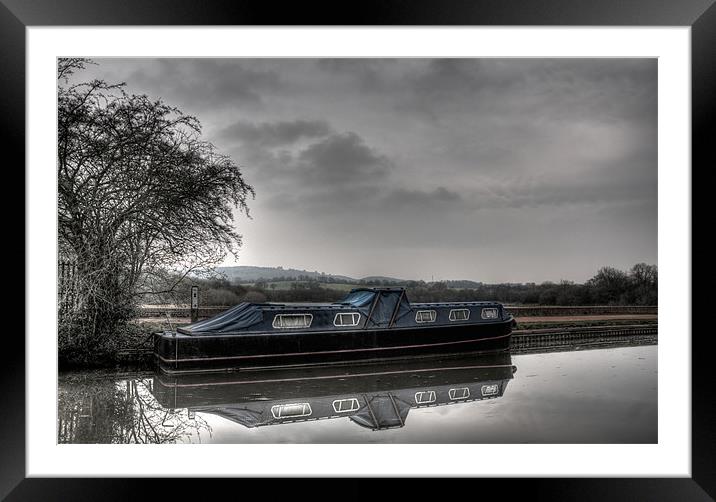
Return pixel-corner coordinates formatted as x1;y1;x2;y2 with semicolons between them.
177;286;504;336
348;287;406;293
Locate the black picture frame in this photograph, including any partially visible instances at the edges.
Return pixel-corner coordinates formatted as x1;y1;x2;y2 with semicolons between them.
4;0;713;499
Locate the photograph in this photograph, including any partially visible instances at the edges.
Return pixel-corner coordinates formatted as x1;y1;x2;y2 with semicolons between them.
5;0;711;493
56;57;658;444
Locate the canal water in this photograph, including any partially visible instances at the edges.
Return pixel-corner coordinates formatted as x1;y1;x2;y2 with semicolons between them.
58;344;657;444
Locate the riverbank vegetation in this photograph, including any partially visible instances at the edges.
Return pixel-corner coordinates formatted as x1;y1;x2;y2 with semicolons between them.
157;262;657;308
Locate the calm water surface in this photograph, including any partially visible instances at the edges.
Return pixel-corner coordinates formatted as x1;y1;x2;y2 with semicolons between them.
58;344;657;443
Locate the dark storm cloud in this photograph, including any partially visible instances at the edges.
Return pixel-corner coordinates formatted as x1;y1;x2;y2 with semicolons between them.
397;59;657;123
262;184;457;215
263;161;654;216
124;59;283;110
473;172;656;210
297;132;392;182
381;187;464;211
412;59;517;95
315;59;396;91
226;127;393;189
412;58;655;95
310;59;656;131
316;59;384;73
84;57;657;282
218;119;333;146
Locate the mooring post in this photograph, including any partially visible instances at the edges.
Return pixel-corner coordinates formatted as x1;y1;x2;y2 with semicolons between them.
190;285;199;323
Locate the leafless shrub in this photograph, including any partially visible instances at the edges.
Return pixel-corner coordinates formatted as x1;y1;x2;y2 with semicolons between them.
58;58;254;357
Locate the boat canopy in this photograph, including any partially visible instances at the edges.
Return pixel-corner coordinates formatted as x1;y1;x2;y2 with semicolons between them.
177;302;263;335
176;287;414;335
350;394;411;430
337;288;413;327
338;289;376;308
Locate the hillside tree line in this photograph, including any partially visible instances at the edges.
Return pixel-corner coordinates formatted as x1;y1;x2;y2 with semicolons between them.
162;263;657;306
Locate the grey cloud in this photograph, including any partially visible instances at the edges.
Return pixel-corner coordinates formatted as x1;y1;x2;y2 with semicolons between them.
397;59;657;124
316;59;387;73
218;119;332;146
306;59;656;128
297;132;393;182
382;187;463;210
261;141;655;215
229;128;394;189
315;59;399;91
124;59;282;110
83;57;656;282
480;176;656;210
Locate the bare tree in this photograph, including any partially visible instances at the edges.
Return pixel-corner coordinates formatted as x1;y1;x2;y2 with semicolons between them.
629;263;658;305
586;266;630;305
58;375;211;444
58;58;254;356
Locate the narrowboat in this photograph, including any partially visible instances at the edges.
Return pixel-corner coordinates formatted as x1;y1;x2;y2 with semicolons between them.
153;287;516;374
152;352;516;431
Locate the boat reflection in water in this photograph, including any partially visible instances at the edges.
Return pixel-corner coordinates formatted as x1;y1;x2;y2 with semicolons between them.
152;351;516;431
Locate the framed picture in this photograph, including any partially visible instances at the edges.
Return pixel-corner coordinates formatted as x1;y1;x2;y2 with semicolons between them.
9;0;713;498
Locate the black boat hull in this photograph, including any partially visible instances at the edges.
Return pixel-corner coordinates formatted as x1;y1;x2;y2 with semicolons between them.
154;319;513;374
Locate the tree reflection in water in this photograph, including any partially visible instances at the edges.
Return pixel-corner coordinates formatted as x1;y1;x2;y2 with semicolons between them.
58;374;211;443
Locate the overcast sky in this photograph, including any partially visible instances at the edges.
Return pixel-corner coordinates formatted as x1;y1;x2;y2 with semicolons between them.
83;58;657;283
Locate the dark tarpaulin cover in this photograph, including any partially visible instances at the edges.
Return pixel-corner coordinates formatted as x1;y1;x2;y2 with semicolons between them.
350;394;411;430
177;302;263;335
369;290;412;327
339;289;412;327
339;289;376;308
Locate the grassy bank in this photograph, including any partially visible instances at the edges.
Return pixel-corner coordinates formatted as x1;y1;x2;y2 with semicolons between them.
59;322;156;370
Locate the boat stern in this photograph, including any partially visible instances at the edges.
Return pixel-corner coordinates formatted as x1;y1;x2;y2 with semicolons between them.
153;331;177;373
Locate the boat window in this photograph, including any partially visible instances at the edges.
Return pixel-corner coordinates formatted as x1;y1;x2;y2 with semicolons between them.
332;398;360;413
272;313;313;329
481;307;499;320
449;387;470;400
333;312;361;327
481;384;500;396
449;309;470;321
415;310;437;323
415;390;436;404
271;403;312;419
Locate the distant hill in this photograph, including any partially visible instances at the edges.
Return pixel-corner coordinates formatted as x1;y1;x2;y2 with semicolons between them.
360;276;406;283
215;265;359;283
214;266;476;286
444;279;484;288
